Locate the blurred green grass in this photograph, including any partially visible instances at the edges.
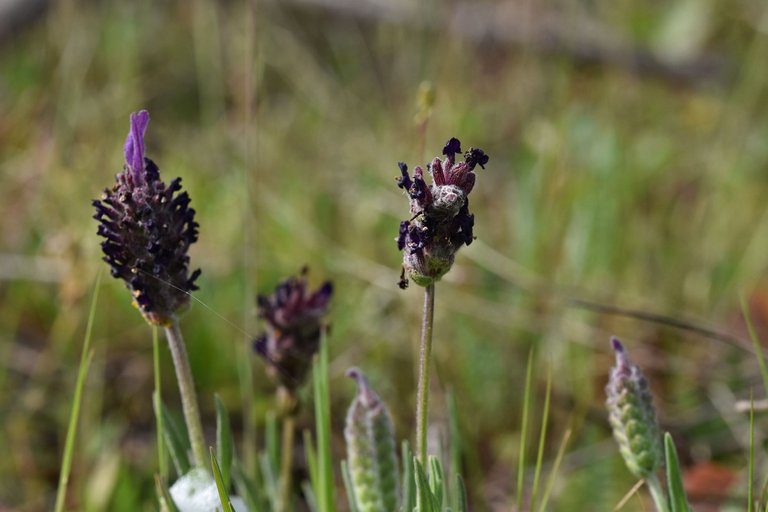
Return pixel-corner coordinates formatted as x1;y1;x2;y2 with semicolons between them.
2;0;768;510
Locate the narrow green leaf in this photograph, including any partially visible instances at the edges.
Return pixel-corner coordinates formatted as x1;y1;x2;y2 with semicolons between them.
232;460;264;512
54;270;101;512
741;295;768;397
259;452;279;510
413;458;436;512
664;432;690;512
211;447;235;512
302;480;318;512
455;474;469;512
402;441;415;512
516;349;535;512
313;332;336;512
538;427;572;512
304;429;318;493
749;391;755;512
153;327;168;479
266;411;279;478
155;474;181;512
529;365;552;511
161;402;192;476
215;394;233;491
428;456;444;509
447;389;462;511
341;460;360;512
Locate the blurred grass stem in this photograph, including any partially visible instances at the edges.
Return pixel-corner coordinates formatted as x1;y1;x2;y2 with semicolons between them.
279;412;296;512
54;271;101;512
416;283;435;464
165;320;206;468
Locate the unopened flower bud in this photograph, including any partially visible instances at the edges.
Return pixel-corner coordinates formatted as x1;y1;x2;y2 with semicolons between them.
344;368;399;512
606;337;662;479
395;138;488;288
93;111;201;326
253;268;332;390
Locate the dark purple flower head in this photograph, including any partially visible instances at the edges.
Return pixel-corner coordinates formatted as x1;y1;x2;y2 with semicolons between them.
253;268;333;390
395;137;488;288
93;111;201;326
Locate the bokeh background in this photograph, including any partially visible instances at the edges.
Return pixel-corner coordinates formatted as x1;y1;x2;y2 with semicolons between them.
2;0;768;510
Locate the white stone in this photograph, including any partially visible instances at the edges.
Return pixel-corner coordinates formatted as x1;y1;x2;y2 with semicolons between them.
169;468;248;512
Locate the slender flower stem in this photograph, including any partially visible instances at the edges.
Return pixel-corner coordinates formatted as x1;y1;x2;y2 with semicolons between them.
164;320;206;468
279;413;296;512
646;473;669;512
416;283;436;464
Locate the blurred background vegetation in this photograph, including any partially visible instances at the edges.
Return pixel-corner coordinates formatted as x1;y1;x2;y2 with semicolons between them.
2;0;768;510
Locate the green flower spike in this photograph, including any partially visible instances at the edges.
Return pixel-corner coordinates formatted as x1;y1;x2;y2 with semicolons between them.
344;368;400;512
606;337;663;480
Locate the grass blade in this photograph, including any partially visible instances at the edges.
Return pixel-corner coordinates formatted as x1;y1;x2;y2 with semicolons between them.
741;295;768;396
215;394;233;491
516;348;535;511
161;402;192;476
54;270;101;512
302;480;318;512
211;447;235;512
750;391;755;512
304;429;318;493
447;388;462;510
456;474;469;512
529;365;553;511
313;330;336;512
266;412;279;480
259;452;279;510
155;474;181;512
538;427;572;512
232;460;264;512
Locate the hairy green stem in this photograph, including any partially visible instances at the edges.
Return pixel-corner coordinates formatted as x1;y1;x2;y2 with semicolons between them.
416;283;435;464
647;473;669;512
279;413;296;512
164;320;206;468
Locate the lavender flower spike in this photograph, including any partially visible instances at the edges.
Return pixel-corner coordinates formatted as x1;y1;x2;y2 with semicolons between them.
606;337;662;480
93;110;201;326
124;110;149;180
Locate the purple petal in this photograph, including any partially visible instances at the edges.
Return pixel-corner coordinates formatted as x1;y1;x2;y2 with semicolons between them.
124;110;150;178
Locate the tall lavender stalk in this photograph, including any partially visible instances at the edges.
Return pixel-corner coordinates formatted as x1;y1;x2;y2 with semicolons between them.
395;138;489;463
93;111;206;467
253;268;333;511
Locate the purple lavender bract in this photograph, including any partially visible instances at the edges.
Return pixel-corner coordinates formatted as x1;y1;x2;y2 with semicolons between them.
93;111;201;326
396;137;488;288
254;268;333;390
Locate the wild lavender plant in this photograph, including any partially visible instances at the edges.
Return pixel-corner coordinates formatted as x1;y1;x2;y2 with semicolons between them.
344;368;399;512
606;337;666;511
93;111;206;468
253;268;332;511
395;137;488;463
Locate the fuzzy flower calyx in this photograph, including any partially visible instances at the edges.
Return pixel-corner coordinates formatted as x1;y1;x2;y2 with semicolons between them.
606;337;662;479
396;137;488;288
93;111;201;326
253;268;333;391
344;368;400;512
